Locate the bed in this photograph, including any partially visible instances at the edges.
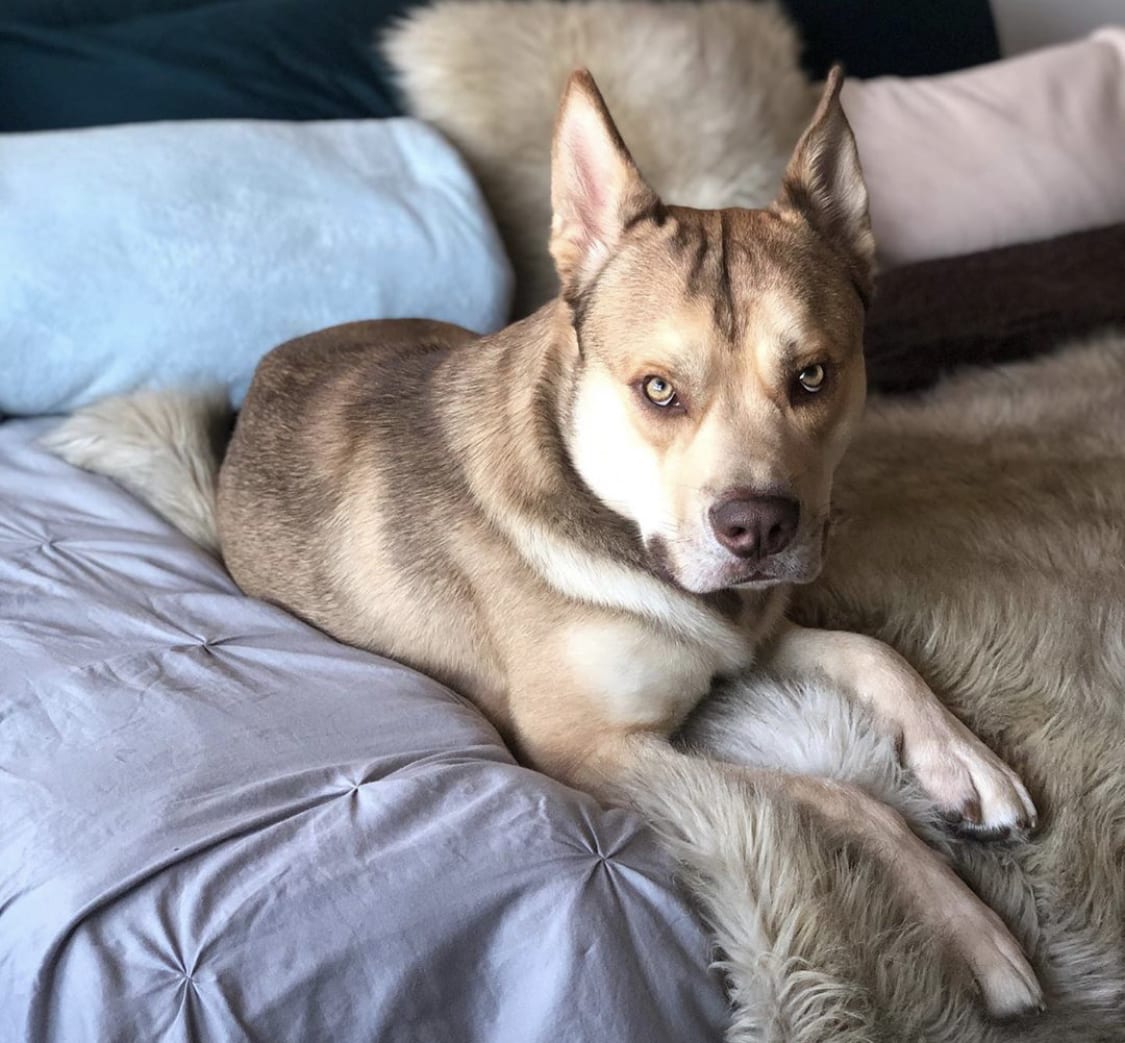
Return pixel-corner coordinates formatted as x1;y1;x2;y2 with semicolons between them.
0;417;730;1042
5;2;1125;1037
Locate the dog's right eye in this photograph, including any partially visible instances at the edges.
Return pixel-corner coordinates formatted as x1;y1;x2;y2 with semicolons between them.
642;376;678;408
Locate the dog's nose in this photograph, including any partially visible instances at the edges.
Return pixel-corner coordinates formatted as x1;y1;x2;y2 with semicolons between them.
709;494;800;560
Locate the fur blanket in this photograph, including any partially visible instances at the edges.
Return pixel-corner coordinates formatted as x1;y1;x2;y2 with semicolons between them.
667;331;1125;1041
382;0;814;315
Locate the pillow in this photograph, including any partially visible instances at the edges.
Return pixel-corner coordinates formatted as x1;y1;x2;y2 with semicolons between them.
4;0;1003;80
842;28;1125;269
382;0;816;315
0;118;513;416
0;0;417;132
865;223;1125;394
0;0;217;21
777;0;1000;78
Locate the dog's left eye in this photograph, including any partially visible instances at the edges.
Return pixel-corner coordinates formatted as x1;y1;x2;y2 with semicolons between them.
642;376;679;407
797;364;827;393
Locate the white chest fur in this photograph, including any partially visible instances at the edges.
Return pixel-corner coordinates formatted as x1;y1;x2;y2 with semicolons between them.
563;617;749;729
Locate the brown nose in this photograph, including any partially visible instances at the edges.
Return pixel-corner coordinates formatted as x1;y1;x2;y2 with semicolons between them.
709;494;800;560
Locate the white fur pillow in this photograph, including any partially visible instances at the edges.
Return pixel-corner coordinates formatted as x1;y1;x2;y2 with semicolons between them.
841;28;1125;268
382;0;815;315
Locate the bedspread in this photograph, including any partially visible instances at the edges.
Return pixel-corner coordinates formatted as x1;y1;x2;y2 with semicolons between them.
0;417;728;1042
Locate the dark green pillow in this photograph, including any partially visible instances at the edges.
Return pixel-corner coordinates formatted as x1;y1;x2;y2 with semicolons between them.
0;0;1003;133
777;0;1000;78
0;0;218;24
0;0;417;131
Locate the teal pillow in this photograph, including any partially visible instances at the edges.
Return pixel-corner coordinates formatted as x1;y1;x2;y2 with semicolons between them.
777;0;1000;78
0;0;416;132
1;0;217;23
0;0;1001;133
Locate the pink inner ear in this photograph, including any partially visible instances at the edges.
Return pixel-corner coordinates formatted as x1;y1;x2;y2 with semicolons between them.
558;103;622;247
571;164;608;240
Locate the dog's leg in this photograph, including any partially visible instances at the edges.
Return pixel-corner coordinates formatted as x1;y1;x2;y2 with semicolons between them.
765;623;1037;836
520;723;1043;1018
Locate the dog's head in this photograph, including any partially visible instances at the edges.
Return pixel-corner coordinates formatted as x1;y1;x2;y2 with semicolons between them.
553;68;874;595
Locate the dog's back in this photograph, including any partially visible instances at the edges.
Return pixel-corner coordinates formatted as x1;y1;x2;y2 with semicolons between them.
219;318;521;701
220;319;465;609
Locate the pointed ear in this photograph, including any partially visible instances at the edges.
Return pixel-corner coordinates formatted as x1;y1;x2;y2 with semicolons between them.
777;66;875;303
550;69;660;302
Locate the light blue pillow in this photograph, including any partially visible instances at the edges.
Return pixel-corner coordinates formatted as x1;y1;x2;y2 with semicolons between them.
0;117;514;415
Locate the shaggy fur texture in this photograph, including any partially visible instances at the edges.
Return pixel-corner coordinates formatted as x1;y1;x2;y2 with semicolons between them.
667;330;1125;1041
381;0;815;314
40;389;230;554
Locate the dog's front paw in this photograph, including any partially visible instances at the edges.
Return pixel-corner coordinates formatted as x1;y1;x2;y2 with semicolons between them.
902;716;1038;838
953;901;1045;1017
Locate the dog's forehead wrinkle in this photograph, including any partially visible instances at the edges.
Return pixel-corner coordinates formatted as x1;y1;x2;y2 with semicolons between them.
648;208;746;347
683;228;710;292
697;209;800;349
713;211;737;344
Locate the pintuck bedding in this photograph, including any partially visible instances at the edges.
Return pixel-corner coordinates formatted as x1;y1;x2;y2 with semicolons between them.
0;417;730;1042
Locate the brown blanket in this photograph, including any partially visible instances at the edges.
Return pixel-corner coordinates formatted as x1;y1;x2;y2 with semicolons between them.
865;223;1125;393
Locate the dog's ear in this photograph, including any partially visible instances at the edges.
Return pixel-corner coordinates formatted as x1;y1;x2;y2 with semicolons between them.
776;66;875;304
550;69;660;303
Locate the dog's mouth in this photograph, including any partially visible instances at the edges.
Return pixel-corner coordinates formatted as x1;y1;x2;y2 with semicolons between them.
647;515;832;595
646;543;810;593
728;557;819;589
731;568;783;587
733;517;832;588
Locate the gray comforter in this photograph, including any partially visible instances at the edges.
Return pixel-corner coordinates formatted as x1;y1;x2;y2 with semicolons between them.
0;418;728;1042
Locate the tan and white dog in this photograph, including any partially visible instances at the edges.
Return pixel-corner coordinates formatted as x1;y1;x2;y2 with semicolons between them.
48;68;1043;1017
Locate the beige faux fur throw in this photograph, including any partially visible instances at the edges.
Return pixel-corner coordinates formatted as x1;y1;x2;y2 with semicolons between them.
662;331;1125;1042
382;0;815;315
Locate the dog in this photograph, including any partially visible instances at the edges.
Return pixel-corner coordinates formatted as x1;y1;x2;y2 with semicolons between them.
47;67;1043;1018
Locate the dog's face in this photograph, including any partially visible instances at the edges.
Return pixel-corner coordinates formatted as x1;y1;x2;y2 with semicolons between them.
552;69;875;594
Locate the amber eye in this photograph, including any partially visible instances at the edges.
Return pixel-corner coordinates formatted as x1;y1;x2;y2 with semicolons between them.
642;375;678;407
797;363;827;393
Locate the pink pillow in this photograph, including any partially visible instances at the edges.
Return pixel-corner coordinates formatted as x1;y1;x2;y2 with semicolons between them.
841;29;1125;268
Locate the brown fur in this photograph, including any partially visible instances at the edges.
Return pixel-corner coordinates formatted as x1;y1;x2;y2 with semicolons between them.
219;72;868;771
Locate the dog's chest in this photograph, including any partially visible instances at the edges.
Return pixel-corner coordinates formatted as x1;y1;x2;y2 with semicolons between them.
563;616;753;729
